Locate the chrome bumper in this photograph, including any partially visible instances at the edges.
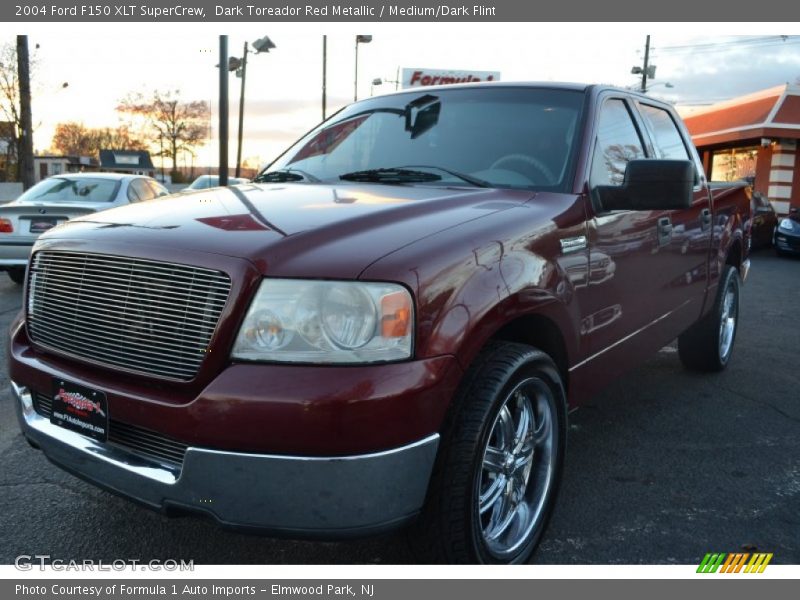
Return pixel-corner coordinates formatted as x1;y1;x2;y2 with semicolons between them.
0;241;33;265
0;258;29;267
12;381;439;536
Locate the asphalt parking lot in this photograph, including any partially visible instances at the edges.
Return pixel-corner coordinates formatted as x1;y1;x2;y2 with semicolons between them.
0;249;797;565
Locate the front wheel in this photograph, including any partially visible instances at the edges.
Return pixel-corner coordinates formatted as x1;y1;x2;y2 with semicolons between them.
412;342;566;563
678;265;740;371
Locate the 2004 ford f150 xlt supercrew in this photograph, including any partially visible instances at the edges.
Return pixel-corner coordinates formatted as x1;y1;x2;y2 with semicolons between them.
10;83;751;564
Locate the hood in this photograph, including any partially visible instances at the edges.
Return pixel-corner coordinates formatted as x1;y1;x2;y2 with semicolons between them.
41;183;534;278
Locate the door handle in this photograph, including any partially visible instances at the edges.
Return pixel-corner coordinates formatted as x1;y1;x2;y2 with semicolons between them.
657;216;673;247
700;208;712;231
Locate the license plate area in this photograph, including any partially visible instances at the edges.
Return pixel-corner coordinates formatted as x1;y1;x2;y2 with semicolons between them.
28;217;59;234
50;379;108;442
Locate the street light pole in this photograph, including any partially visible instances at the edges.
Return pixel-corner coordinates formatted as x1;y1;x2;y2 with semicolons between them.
322;35;327;120
159;134;165;182
354;37;359;101
235;41;248;179
354;35;372;102
228;35;274;179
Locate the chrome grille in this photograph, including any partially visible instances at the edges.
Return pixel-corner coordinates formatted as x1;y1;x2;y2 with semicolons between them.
27;251;231;381
33;392;188;468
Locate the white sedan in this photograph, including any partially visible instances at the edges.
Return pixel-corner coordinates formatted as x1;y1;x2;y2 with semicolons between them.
0;172;169;284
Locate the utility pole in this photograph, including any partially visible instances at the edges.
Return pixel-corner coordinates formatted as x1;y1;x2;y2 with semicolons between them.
641;35;651;92
219;35;229;187
16;35;34;190
630;35;656;93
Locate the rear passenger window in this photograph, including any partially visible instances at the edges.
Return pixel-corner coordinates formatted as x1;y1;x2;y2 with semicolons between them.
129;179;155;202
640;105;690;160
590;99;645;187
126;183;140;203
146;180;169;198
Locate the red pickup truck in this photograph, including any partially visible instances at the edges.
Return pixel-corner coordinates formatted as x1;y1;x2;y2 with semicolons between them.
10;83;751;564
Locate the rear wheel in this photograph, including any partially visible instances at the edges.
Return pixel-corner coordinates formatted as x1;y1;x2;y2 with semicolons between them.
412;342;566;563
7;268;25;285
678;265;740;372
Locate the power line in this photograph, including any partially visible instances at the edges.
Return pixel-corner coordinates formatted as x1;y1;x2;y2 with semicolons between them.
656;35;800;55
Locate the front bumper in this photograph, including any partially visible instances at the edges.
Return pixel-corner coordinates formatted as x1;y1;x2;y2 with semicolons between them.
13;381;439;536
0;240;33;267
775;229;800;254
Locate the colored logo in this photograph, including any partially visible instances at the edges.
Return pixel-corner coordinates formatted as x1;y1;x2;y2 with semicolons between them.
697;552;773;573
56;388;106;417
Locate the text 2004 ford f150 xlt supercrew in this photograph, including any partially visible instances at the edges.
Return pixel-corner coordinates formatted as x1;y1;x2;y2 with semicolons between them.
10;83;751;564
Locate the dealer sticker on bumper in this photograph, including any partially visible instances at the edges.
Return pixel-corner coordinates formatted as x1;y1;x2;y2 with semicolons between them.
51;379;108;443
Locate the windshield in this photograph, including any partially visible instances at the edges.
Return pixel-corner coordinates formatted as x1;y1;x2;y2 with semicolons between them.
188;176;217;189
189;176;247;189
16;177;119;203
262;87;585;191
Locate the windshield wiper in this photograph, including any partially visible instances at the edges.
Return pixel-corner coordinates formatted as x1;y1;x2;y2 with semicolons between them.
339;168;442;184
254;168;321;183
398;165;491;188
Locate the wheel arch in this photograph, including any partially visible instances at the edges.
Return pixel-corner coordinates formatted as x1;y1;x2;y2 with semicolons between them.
726;238;743;272
489;313;570;398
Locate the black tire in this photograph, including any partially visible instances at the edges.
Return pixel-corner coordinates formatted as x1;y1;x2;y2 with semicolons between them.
678;265;740;372
411;341;567;564
7;268;25;285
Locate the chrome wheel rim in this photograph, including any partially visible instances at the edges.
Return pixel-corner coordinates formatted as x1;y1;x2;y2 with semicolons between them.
475;377;556;560
718;285;737;361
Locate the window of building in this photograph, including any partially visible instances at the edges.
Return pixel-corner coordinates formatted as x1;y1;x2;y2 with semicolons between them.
710;147;758;182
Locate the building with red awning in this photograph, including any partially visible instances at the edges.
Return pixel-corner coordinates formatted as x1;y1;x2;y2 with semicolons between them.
682;84;800;215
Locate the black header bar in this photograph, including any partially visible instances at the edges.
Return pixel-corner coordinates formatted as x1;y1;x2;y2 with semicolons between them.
4;0;800;22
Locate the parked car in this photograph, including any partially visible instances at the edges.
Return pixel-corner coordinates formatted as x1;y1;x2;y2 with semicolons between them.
750;191;778;249
9;83;752;564
774;207;800;255
184;174;249;191
0;173;168;284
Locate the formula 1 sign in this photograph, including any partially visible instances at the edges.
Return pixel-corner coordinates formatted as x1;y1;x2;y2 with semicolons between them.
402;68;501;88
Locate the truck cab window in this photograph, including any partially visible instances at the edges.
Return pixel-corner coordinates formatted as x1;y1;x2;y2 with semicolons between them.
640;104;691;160
590;99;645;187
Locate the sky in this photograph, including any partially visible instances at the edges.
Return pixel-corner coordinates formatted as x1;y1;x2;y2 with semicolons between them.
10;23;800;172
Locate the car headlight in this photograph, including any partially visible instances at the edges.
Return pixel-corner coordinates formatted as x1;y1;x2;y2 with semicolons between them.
231;279;413;363
779;218;797;232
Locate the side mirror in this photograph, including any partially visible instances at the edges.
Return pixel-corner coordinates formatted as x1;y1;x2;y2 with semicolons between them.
593;159;694;212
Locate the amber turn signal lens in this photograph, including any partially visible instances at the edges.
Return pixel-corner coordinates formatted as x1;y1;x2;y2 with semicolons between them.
0;218;13;233
381;291;411;338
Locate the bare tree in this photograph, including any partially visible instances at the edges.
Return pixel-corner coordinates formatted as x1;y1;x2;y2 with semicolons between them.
0;43;21;181
51;122;145;158
117;90;210;175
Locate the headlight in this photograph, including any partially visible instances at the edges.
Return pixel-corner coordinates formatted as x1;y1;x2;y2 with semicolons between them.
232;279;413;363
779;218;796;232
